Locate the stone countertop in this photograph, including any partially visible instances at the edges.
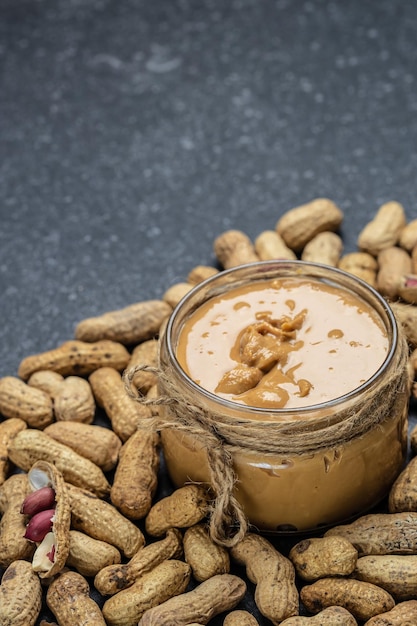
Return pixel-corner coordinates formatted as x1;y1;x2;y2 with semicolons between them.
1;0;417;623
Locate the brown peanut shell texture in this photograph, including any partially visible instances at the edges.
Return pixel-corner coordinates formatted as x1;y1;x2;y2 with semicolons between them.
7;428;111;497
300;578;395;622
44;421;122;472
213;229;259;269
0;473;34;567
275;197;343;251
74;299;172;344
223;610;261;625
357;201;407;256
53;375;96;423
29;460;71;578
66;530;122;578
47;570;106;626
364;600;417;625
324;512;417;555
254;229;297;261
0;376;53;429
338;251;378;287
354;554;417;601
187;264;219;284
376;246;412;299
66;482;144;558
89;366;152;441
0;560;43;626
127;339;159;393
145;483;210;537
389;455;417;512
102;559;192;626
110;428;160;519
163;282;194;308
183;522;230;581
280;606;358;625
300;230;343;266
0;417;27;484
390;301;417;346
94;527;183;596
27;369;64;396
289;535;358;581
137;573;247;626
230;532;299;625
18;339;130;380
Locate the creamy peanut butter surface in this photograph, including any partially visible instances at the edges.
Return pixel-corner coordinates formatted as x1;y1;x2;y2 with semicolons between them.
176;277;389;408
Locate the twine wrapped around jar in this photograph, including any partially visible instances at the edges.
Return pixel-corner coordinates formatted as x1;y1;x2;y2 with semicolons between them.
124;327;410;548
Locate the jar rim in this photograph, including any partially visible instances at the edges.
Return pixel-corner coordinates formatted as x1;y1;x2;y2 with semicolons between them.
165;260;399;417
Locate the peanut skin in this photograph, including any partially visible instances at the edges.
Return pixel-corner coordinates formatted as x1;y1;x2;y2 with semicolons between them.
102;559;192;626
111;428;160;519
74;299;172;344
138;573;247;626
18;339;130;380
0;560;42;626
300;578;395;622
230;532;299;625
94;528;183;596
47;570;106;625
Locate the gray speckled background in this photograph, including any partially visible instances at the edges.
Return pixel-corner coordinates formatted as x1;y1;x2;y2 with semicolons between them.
1;0;417;623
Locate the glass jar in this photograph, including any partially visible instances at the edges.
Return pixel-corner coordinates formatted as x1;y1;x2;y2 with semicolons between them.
158;261;410;536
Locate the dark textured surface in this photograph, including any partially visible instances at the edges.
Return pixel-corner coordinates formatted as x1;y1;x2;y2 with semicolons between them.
1;0;417;623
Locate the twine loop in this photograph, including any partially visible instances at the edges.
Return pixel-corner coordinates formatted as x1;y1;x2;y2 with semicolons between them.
124;330;410;547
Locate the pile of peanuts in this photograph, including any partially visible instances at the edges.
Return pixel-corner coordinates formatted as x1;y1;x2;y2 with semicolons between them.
1;197;417;626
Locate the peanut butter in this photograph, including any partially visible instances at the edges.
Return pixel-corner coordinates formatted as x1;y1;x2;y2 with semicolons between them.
160;262;409;533
177;277;389;409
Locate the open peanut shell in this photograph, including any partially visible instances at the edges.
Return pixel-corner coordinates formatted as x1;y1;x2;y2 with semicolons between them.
25;460;71;578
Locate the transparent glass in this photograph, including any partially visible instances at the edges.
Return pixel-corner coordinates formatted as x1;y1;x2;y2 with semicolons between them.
159;261;410;533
